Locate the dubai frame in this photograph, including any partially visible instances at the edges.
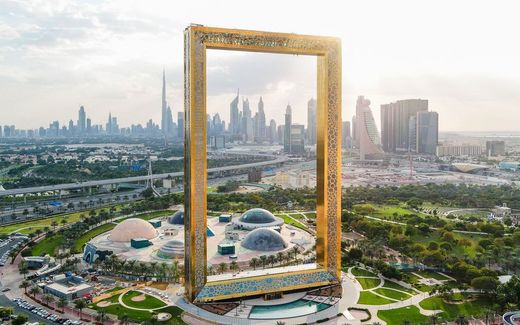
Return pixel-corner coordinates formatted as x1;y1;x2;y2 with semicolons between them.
184;25;342;303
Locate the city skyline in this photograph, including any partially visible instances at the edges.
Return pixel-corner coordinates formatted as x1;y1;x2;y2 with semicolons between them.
1;0;520;132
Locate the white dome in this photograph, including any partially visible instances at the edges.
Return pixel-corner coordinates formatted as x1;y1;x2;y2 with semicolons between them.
110;218;157;242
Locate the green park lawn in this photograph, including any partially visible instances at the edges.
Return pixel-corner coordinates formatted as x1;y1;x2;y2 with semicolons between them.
378;306;429;325
30;234;63;256
419;294;492;320
277;214;309;231
89;294;184;324
351;267;376;277
304;212;316;219
121;291;167;309
73;223;116;253
357;291;394;305
382;280;417;295
373;288;412;301
356;277;381;290
415;270;451;281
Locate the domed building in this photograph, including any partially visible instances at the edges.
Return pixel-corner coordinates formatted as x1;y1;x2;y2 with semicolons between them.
168;210;184;225
241;228;288;251
232;208;284;230
157;240;184;259
110;218;158;242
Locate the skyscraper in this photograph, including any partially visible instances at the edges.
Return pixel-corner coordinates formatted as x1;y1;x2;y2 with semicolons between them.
268;119;277;144
165;106;174;136
342;121;351;149
161;70;168;134
290;124;305;155
307;98;317;145
351;115;358;148
78;106;86;134
106;112;112;134
356;96;383;160
229;90;240;135
254;97;266;143
381;99;428;152
241;98;253;142
416;111;438;154
284;104;292;153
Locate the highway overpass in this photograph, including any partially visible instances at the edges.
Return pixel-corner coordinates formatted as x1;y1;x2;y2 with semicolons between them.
0;156;288;197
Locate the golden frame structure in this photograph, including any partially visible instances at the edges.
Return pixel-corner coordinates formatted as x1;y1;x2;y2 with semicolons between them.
184;25;342;303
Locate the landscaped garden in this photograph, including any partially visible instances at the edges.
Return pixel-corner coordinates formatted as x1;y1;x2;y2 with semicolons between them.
351;267;376;277
356;277;381;290
373;288;411;301
356;291;394;305
378;306;429;325
120;290;167;309
419;293;492;320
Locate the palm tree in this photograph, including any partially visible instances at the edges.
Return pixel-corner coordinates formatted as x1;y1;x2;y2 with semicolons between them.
218;262;227;274
208;265;214;276
51;220;58;231
19;280;30;294
171;261;180;283
267;255;276;267
455;315;468;325
118;314;130;325
74;299;86;320
42;294;54;307
249;257;259;270
29;286;40;299
275;322;286;325
57;297;67;313
429;314;438;325
96;309;108;324
292;246;300;262
230;261;239;273
276;252;284;265
259;255;267;269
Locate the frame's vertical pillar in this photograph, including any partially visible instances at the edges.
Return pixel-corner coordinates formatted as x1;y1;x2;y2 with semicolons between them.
184;26;208;302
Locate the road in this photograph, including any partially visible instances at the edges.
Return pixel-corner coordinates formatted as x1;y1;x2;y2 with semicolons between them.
0;156;288;197
0;294;54;324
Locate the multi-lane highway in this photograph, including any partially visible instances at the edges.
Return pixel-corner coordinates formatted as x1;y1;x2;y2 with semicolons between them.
0;156;288;197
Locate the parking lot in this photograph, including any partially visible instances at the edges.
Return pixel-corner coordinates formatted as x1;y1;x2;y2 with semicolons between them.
0;236;27;267
2;295;83;325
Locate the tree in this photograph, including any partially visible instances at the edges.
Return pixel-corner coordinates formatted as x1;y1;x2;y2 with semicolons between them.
57;297;67;313
11;314;28;325
29;286;40;298
74;299;86;320
249;257;259;270
42;293;54;307
96;309;108;324
118;314;130;325
471;276;499;294
19;280;30;294
218;262;227;274
230;261;239;272
18;261;29;279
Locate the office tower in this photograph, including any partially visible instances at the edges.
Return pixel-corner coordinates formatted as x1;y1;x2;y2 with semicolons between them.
106;113;112;134
241;98;253;142
290;124;305;155
269;119;277;144
161;70;168;134
416;111;438;155
165;106;174;136
111;116;119;134
229;90;240;135
177;112;184;140
342;121;351;149
436;145;483;157
307;98;317;145
381;99;428;152
68;120;74;135
284;104;292;153
408;116;417;152
351;115;358;148
277;125;284;145
78;106;86;134
486;140;506;157
86;118;92;134
254;97;266;143
0;125;2;138
356;96;383;160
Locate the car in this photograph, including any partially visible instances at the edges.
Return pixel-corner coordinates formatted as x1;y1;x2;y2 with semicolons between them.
1;288;10;292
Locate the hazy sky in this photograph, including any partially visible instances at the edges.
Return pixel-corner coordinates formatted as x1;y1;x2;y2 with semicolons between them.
1;0;519;131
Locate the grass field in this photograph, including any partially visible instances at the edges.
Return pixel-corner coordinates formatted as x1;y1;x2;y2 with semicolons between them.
415;270;452;281
382;280;417;295
0;204;126;236
419;294;492;320
72;223;115;253
351;267;376;277
121;290;167;309
89;294;185;324
357;291;394;305
304;212;316;219
373;288;411;301
356;277;381;290
277;214;308;231
378;306;429;325
30;234;63;256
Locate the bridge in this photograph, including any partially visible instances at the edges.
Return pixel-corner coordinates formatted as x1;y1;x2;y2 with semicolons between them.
0;156;288;197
